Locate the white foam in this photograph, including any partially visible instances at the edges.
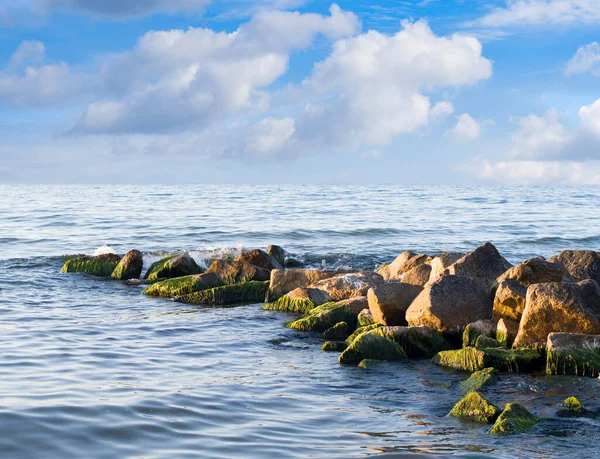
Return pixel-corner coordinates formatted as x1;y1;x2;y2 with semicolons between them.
93;245;117;256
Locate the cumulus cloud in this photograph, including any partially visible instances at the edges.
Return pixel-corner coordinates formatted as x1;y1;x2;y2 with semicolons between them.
473;0;600;28
508;109;570;159
565;42;600;75
446;113;481;143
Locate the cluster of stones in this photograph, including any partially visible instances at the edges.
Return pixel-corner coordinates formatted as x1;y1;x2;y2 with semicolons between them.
62;241;600;434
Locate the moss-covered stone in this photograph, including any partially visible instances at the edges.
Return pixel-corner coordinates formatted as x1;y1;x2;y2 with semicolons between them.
546;346;600;378
262;288;331;314
142;273;223;297
322;341;348;352
61;253;122;277
345;324;383;344
474;336;502;349
111;249;143;280
556;396;591;418
431;347;543;373
358;359;384;369
373;325;452;359
489;403;540;434
144;254;202;282
338;331;407;365
496;318;519;348
286;297;367;333
449;392;500;424
563;396;584;413
460;368;497;392
176;281;269;306
323;322;351;340
357;309;376;327
462;320;496;348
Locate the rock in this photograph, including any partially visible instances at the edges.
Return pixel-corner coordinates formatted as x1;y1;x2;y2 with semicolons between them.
549;250;600;283
345;324;383;344
373;326;451;359
495;256;572;289
496;318;519;348
235;249;282;271
460;368;497;393
492;279;527;323
546;332;600;377
111;250;143;280
377;251;417;280
357;309;376;327
267;269;336;301
61;253;122;277
339;331;406;365
556;396;592;418
428;252;465;285
489;403;539;435
266;245;286;267
367;283;422;326
513;281;600;348
175;281;269;306
401;263;432;287
144;253;202;282
207;260;270;284
431;347;543;373
322;341;348;352
310;272;385;301
285;258;304;268
323;322;351;340
262;287;331;314
358;359;386;370
449;392;500;424
474;336;502;349
143;272;223;297
286;297;368;332
406;276;492;334
444;242;512;288
463;320;497;348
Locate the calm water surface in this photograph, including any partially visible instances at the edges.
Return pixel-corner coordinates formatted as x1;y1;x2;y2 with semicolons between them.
1;185;599;458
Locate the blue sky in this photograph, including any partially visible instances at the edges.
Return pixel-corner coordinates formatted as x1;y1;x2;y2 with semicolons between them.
1;0;600;184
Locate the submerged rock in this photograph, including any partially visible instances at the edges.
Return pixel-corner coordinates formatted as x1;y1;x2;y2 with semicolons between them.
207;260;270;284
357;309;376;327
489;403;539;435
176;281;269;306
549;250;600;283
322;341;348;352
286;297;368;332
143;272;223;297
61;253;122;278
111;249;143;280
460;368;497;393
262;287;331;314
513;281;600;348
310;272;385;301
323;322;351;340
339;331;406;365
372;325;451;359
449;392;500;424
267;269;336;301
266;245;286;268
556;396;592;418
367;282;422;326
492;279;527;323
431;347;543;373
144;253;202;282
235;249;282;271
444;242;512;288
463;320;497;348
546;332;600;377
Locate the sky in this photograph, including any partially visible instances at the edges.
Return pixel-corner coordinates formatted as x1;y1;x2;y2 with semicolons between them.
1;0;600;185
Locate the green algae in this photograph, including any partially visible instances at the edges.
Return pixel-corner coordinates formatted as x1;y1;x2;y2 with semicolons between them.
357;309;376;327
460;368;497;392
322;341;348;352
345;324;383;344
496;329;509;348
142;273;223;298
262;295;317;314
563;396;584;413
431;347;543;373
474;336;502;349
489;403;539;435
374;326;451;359
546;346;600;378
323;322;351;340
286;301;362;333
462;322;495;348
449;392;500;424
176;281;269;306
61;254;121;278
358;359;384;369
338;332;406;365
144;254;202;282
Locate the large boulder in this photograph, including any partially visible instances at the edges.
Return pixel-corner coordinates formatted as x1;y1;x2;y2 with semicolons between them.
262;287;331;314
401;263;432;287
428;252;465;285
376;251;417;280
286;297;368;332
143;272;223;297
513;281;600;348
549;250;600;283
61;253;122;277
266;245;286;267
431;347;543;373
144;253;202;282
310;272;384;301
339;331;406;365
406;276;492;334
546;332;600;377
111;249;143;280
373;325;451;359
495;256;572;289
175;281;269;306
235;249;282;271
206;260;270;283
367;283;422;326
492;279;527;322
444;242;512;288
267;269;336;300
489;403;539;435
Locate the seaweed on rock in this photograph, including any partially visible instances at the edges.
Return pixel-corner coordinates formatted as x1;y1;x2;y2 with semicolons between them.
431;347;543;373
373;326;451;359
449;392;500;424
345;324;383;344
143;273;223;298
460;368;497;392
61;254;121;278
175;281;269;306
286;298;366;333
546;346;600;378
323;322;351;340
338;332;406;365
322;341;348;352
489;403;539;434
262;295;317;314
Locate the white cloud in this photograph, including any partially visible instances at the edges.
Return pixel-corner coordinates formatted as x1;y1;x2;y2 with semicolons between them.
446;113;481;143
473;0;600;28
579;98;600;135
509;109;570;159
566;42;600;75
430;101;455;120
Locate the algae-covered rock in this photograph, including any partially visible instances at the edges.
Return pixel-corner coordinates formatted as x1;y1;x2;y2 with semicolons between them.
449;392;500;424
266;245;286;268
546;332;600;377
444;242;512;288
372;325;451;359
492;279;527;323
549;250;600;283
262;287;331;314
463;320;496;348
176;281;269;306
431;347;543;373
323;322;351;340
489;403;539;434
144;253;202;282
61;253;122;277
358;309;376;327
207;260;270;283
286;297;368;332
310;272;385;301
345;324;383;344
474;336;502;349
339;332;406;365
111;249;143;280
460;368;497;392
367;282;422;326
358;359;385;370
143;272;223;297
235;249;282;271
322;341;348;352
563;396;584;413
268;269;336;300
496;318;519;348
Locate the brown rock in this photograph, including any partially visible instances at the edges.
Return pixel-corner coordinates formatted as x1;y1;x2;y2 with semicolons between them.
268;269;336;300
401;263;432;287
492;279;527;322
235;249;283;271
207;260;270;283
265;245;286;267
496;318;519;347
444;242;512;288
549;250;600;283
310;271;385;301
378;251;418;280
367;282;422;326
495;256;572;289
111;249;144;280
428;252;465;285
